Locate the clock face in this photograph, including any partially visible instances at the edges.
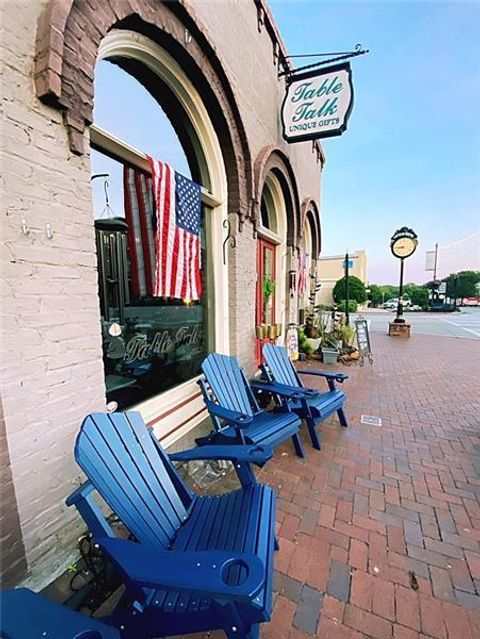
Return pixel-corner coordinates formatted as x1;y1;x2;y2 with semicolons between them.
392;237;417;258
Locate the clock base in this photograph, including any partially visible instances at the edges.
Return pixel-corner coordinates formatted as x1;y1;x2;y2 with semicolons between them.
389;322;411;338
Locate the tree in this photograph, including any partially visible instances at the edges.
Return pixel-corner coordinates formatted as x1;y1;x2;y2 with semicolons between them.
403;283;429;308
379;284;398;303
333;276;367;304
443;271;480;299
368;284;383;307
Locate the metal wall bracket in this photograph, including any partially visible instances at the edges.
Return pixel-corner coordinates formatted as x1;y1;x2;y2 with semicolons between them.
21;215;30;236
222;218;236;265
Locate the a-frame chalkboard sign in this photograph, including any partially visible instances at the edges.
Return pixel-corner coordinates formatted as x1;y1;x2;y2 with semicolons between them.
355;317;373;366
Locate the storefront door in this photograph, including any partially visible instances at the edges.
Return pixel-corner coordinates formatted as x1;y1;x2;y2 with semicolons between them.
256;238;276;361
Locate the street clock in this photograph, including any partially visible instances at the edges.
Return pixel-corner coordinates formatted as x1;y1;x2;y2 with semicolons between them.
390;227;418;259
389;227;418;326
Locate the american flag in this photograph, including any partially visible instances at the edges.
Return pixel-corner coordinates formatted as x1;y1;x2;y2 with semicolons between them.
148;156;202;300
297;248;308;295
123;166;156;297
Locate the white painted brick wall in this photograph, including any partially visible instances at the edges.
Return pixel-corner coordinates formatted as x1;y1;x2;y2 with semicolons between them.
1;0;107;588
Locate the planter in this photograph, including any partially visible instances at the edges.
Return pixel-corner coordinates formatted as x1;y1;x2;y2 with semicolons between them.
305;337;321;353
321;347;339;365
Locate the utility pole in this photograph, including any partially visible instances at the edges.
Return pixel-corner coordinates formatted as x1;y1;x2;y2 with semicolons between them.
432;242;439;305
344;251;350;326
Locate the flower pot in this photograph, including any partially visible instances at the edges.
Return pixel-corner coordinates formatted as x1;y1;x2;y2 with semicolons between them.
321;347;339;365
305;337;321;353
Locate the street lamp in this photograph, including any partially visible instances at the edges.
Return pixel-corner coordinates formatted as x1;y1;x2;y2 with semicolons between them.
390;227;418;324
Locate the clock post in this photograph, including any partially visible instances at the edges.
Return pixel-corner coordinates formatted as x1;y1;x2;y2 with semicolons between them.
389;227;418;337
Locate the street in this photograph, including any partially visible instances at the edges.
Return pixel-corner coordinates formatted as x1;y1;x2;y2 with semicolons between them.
354;307;480;340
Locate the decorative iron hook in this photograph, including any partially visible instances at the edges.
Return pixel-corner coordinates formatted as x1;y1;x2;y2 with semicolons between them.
222;218;236;265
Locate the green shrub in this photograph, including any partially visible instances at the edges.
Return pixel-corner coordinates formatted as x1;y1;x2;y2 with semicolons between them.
337;299;358;313
333;276;367;304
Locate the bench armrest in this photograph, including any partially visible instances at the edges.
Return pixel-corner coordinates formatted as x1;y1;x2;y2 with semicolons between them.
205;399;254;428
169;444;272;467
96;538;265;603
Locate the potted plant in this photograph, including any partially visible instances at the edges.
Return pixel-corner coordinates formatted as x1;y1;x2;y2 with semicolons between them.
262;275;275;301
320;335;339;365
341;324;355;349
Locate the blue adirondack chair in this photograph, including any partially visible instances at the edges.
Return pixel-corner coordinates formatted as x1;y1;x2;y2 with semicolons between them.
66;412;276;639
198;353;305;458
254;343;349;450
1;588;121;638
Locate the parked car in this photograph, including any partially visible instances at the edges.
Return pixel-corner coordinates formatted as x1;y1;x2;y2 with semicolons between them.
382;298;398;309
462;297;480;307
382;298;412;310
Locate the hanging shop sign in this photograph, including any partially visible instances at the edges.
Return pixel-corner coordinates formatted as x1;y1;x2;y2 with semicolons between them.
281;62;354;143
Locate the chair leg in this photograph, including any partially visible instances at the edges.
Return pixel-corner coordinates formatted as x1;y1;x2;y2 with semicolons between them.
234;462;257;487
337;407;348;427
306;415;321;450
292;433;305;458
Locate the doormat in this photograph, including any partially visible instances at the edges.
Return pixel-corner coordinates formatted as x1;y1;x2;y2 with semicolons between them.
361;415;382;426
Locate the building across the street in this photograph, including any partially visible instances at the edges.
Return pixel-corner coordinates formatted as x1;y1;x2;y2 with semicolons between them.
1;0;325;588
317;250;368;305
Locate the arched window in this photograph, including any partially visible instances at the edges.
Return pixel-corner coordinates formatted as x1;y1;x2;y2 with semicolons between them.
89;30;228;432
260;181;278;234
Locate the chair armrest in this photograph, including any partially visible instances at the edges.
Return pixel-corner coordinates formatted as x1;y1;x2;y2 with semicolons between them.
65;480;94;507
96;538;265;603
250;380;307;399
169;444;273;467
65;480;115;538
298;370;348;383
205;399;254;428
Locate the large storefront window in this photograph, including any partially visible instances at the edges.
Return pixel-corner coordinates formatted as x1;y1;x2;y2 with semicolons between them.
91;59;211;409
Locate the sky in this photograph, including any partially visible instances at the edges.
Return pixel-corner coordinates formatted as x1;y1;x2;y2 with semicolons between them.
270;0;480;283
92;1;480;286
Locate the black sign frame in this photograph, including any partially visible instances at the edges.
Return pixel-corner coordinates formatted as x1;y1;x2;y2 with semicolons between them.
281;61;355;143
355;317;373;366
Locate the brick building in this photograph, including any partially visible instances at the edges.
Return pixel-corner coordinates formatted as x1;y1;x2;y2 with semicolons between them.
0;0;324;588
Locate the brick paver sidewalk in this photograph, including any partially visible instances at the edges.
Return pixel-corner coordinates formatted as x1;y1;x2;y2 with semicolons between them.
260;332;480;639
183;332;480;639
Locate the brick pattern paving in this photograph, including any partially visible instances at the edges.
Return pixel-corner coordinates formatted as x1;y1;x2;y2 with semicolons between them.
181;333;480;638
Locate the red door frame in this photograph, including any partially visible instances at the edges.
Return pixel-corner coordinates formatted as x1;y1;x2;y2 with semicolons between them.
255;238;276;363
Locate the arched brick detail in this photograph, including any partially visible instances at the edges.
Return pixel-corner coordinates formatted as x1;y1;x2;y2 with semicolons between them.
301;198;321;257
253;146;301;247
34;0;253;223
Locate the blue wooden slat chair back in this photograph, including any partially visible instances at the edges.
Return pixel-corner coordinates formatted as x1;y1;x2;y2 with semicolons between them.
261;343;349;451
199;353;304;458
75;412;191;549
202;353;258;418
67;412;277;639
